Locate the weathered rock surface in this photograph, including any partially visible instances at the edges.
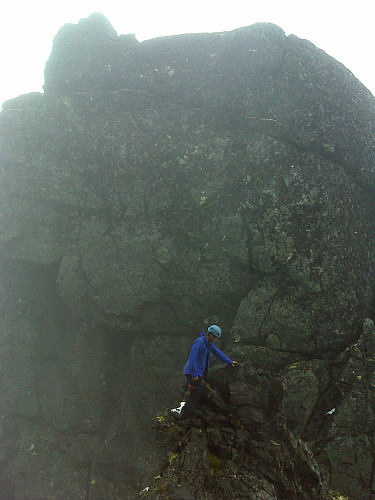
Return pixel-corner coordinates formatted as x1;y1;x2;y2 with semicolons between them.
1;12;375;499
145;363;328;500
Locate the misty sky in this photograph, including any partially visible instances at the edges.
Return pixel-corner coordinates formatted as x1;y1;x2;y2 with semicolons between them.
1;0;374;108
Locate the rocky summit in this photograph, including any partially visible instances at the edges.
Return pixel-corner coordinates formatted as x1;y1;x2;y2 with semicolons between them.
1;12;375;499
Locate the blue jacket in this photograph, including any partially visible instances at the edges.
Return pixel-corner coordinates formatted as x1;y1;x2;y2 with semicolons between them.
184;332;233;379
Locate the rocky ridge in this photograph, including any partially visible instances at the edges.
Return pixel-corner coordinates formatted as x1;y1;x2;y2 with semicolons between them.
1;12;375;499
144;363;328;500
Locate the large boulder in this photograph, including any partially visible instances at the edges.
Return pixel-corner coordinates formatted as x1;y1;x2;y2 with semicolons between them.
1;12;375;499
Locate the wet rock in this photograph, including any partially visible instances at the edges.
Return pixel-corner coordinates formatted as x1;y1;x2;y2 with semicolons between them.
281;361;319;437
144;364;328;500
0;12;375;499
321;319;375;498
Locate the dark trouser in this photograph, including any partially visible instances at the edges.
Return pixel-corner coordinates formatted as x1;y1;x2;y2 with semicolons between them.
182;375;203;416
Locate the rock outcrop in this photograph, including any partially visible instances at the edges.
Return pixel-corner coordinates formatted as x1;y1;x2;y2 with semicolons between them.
1;12;375;499
145;363;328;500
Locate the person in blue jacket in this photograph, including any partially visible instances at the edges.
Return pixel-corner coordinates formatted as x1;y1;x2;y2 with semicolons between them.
182;324;237;416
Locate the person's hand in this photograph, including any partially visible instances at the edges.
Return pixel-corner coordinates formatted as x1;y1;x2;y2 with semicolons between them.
192;376;198;381
231;361;238;367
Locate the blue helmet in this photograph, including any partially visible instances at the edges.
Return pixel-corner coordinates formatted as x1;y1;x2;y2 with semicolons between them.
208;325;222;338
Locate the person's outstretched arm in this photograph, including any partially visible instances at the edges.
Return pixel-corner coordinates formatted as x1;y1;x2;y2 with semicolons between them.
211;344;237;366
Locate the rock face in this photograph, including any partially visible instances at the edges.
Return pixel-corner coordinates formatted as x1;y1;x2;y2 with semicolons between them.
1;12;375;499
146;363;327;500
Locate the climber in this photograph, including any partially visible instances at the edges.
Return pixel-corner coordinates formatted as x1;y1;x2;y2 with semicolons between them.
182;325;237;417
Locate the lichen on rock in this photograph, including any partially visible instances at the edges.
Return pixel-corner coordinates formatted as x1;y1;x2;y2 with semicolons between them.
1;11;375;499
145;363;328;499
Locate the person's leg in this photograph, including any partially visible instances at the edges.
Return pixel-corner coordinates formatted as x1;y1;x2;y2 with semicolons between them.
182;375;203;416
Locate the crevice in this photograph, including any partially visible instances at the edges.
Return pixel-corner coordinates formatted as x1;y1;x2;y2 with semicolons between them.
267;129;375;199
258;297;276;342
85;458;93;500
369;444;375;500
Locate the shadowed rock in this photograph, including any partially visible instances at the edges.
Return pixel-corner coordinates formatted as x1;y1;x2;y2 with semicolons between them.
0;12;374;499
144;363;328;499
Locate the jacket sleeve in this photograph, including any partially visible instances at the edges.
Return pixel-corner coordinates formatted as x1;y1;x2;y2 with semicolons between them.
189;340;204;378
211;344;233;365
